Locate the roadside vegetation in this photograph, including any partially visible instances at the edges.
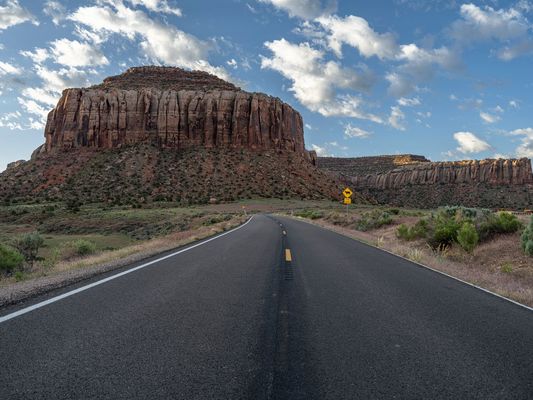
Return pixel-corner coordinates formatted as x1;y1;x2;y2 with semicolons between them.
0;201;246;290
291;204;533;307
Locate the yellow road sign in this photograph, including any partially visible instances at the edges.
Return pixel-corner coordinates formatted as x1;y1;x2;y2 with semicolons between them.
343;197;352;205
342;187;353;198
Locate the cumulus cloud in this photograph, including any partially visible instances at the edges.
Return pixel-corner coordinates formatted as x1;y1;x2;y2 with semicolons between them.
127;0;182;16
480;111;501;124
450;3;529;44
0;0;37;30
454;131;492;153
344;123;371;138
397;97;421;107
261;38;381;122
387;44;461;97
316;14;397;59
258;0;336;20
388;106;405;130
17;66;94;128
0;60;19;76
449;3;533;60
69;2;230;80
20;48;50;64
44;1;67;25
50;38;108;67
311;143;330;156
509;128;533;157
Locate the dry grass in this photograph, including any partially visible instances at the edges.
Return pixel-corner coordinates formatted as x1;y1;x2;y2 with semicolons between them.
0;216;246;307
294;215;533;308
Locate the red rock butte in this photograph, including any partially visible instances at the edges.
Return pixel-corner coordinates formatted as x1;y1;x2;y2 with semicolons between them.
41;66;307;156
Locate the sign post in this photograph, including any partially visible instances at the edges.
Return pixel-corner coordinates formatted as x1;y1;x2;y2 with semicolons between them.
342;187;353;212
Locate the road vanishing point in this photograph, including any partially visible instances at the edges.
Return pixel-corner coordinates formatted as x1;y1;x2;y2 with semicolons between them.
1;215;532;399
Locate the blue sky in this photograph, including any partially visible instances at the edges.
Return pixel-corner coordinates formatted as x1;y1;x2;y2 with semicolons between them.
1;0;533;171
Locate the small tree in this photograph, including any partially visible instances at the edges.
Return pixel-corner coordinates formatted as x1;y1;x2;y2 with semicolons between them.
521;216;533;256
457;222;479;253
0;244;24;275
14;232;44;269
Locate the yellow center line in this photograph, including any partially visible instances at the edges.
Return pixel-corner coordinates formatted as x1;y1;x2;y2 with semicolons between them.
285;249;292;262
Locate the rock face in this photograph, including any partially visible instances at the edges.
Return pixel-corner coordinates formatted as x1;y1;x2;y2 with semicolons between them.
318;155;533;209
43;66;305;154
0;67;341;204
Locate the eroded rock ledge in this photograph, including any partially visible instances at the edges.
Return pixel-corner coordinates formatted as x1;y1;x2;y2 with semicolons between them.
42;67;306;155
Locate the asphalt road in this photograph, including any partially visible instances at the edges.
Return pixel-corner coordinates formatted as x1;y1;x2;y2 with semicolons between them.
1;214;532;399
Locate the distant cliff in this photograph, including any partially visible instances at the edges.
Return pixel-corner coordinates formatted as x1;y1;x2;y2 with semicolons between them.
40;66;307;156
318;155;533;209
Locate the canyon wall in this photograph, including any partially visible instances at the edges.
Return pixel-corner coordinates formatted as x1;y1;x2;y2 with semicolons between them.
42;67;306;155
318;155;533;209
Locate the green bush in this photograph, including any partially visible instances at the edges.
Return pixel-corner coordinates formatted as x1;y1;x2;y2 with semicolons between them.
73;239;97;256
396;219;428;241
457;222;479;253
428;214;460;249
13;232;44;268
0;244;24;275
521;216;533;256
478;212;522;241
294;209;324;220
356;210;393;231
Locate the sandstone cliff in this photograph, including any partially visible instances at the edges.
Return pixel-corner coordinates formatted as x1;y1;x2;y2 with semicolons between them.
318;155;533;209
43;66;305;154
1;67;340;204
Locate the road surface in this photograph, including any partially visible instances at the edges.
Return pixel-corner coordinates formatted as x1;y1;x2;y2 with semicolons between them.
1;214;532;399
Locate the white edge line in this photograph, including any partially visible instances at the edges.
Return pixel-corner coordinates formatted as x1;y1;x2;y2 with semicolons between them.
0;216;255;324
288;216;533;312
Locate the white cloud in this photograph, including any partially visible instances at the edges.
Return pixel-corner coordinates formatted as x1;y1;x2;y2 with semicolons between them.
261;38;381;122
509;100;519;108
509;128;533;157
0;0;37;30
127;0;182;16
480;111;501;124
227;58;238;69
258;0;336;20
316;14;397;59
311;143;330;156
497;40;533;60
388;106;405;130
344;123;371;138
50;38;108;67
20;48;49;64
69;2;230;80
385;44;460;97
398;97;421;107
17;66;94;127
454;131;492;153
450;3;529;44
0;61;19;75
44;1;67;25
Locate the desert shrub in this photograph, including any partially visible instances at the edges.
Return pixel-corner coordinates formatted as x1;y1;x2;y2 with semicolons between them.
387;208;400;215
428;213;460;249
521;216;533;256
356;210;393;231
457;222;479;253
43;247;62;270
202;214;233;226
396;219;428;241
13;232;44;268
478;212;522;241
294;209;324;220
0;244;24;275
73;239;97;256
